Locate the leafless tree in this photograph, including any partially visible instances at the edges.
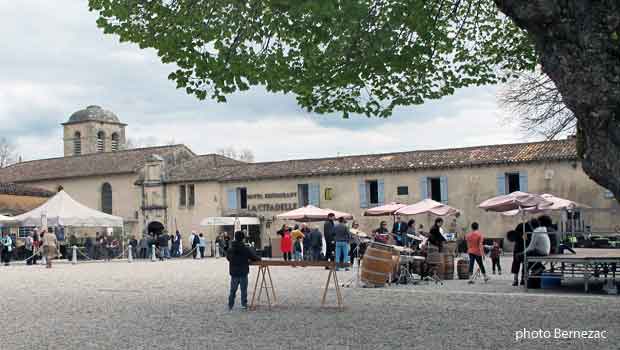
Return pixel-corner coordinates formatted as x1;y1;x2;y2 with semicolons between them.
500;71;576;139
0;137;18;168
216;146;254;162
125;136;159;149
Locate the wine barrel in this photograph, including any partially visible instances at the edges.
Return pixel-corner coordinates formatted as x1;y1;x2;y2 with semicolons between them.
444;241;457;256
361;243;394;286
440;253;454;280
457;259;469;279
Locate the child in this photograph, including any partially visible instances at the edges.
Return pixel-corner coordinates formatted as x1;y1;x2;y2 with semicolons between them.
293;237;303;261
490;241;502;275
226;231;261;310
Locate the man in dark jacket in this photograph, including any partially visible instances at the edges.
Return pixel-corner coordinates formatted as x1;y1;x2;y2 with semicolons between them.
309;227;323;261
392;215;408;246
323;213;336;265
226;231;261;310
333;217;351;270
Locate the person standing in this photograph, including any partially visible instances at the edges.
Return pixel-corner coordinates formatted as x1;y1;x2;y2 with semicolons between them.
392;215;408;246
198;233;206;258
465;222;488;283
190;231;199;259
293;237;303;261
158;232;170;260
104;233;115;261
24;232;34;265
333;217;351;271
429;218;446;252
32;230;40;265
323;213;336;264
280;228;292;261
138;235;148;259
128;236;138;259
309;226;323;261
226;231;261;311
40;230;58;269
215;232;224;258
406;219;417;248
171;231;180;257
1;232;13;266
490;241;502;275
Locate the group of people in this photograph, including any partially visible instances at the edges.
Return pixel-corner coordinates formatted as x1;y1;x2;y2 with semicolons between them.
1;229;60;268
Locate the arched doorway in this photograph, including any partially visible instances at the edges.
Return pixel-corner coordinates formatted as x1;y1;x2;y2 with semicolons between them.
147;221;165;236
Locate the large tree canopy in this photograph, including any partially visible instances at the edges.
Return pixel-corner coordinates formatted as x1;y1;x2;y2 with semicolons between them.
89;0;620;201
88;0;535;117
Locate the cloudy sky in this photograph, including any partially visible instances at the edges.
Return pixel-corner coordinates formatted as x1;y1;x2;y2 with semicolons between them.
0;1;538;162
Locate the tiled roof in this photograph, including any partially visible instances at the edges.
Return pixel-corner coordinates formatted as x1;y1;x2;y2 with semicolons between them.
0;183;54;197
166;139;577;182
165;154;245;183
0;145;196;183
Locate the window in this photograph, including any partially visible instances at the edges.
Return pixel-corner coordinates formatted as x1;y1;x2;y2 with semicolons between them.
73;132;81;155
397;186;409;196
111;133;120;152
97;131;105;152
506;173;521;193
368;180;379;205
101;182;113;214
18;226;35;238
179;185;186;206
298;184;309;207
421;176;448;203
188;184;195;207
238;187;247;209
497;171;528;195
359;179;384;208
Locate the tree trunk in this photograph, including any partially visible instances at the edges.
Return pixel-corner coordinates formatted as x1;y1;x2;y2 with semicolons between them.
495;0;620;200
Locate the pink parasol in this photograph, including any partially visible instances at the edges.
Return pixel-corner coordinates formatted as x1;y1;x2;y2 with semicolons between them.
478;191;551;213
363;202;408;216
395;198;460;216
276;205;353;222
501;193;589;216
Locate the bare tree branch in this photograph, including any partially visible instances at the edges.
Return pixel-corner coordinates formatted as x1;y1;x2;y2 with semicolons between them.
0;138;17;168
500;71;576;139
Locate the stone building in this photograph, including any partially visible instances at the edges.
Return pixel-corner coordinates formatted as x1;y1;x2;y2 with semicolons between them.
0;106;617;248
0;183;54;236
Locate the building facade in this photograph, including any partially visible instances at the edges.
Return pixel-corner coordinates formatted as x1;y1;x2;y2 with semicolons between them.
0;106;617;248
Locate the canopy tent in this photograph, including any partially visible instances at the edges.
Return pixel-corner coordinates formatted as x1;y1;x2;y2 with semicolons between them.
276;205;353;222
0;214;17;226
395;198;461;216
478;191;550;213
478;191;552;288
200;217;260;226
363;202;408;216
12;190;124;227
501;193;589;216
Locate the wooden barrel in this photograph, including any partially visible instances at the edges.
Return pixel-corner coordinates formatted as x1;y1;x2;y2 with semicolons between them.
426;245;441;265
361;243;394;286
457;259;469;279
440;253;454;280
444;241;457;256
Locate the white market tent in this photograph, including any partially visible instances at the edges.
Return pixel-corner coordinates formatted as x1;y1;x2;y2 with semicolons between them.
0;214;17;226
13;190;124;227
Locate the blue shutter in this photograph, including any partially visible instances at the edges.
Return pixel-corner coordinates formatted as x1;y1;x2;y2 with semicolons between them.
497;173;506;195
309;183;320;206
359;180;368;208
377;179;385;206
227;188;237;209
440;176;448;204
420;177;428;200
519;172;528;192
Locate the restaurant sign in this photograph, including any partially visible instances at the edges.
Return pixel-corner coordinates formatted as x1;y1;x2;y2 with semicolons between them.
247;192;298;212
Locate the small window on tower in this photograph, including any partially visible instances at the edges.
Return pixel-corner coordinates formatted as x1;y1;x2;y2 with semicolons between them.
97;131;105;152
111;133;120;152
73;132;81;155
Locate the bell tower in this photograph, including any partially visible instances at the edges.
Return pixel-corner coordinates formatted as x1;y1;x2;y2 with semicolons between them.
62;105;127;156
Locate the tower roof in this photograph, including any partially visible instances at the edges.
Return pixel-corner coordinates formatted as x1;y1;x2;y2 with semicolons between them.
63;105;126;125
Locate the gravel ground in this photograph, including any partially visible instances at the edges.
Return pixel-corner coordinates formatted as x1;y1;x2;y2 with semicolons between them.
0;256;617;350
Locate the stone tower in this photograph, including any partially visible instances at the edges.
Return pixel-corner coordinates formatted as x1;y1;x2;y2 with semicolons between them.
62;105;127;156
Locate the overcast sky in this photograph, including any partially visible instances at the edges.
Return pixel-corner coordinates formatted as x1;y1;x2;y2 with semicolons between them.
0;1;539;162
